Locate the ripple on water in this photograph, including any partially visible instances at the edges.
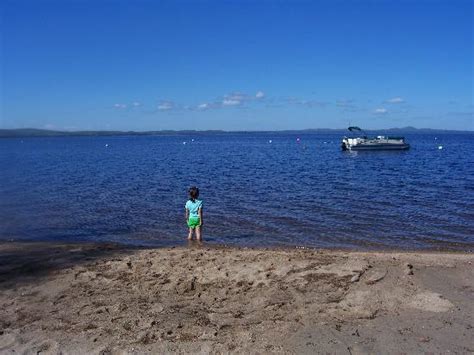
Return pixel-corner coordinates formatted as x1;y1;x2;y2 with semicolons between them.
0;132;473;251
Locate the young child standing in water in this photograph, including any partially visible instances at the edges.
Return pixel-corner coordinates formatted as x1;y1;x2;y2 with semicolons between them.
185;186;203;241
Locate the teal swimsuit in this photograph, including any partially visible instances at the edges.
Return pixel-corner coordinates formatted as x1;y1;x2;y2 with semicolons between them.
185;199;202;228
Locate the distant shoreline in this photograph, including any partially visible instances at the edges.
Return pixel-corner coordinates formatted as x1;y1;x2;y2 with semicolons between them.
1;127;473;138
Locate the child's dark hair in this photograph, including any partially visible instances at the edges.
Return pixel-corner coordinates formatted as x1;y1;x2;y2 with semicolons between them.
188;186;199;201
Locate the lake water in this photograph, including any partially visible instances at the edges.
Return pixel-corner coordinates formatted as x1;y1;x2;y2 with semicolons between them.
1;132;473;251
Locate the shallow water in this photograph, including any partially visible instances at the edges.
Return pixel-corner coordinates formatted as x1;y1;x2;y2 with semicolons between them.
1;132;473;251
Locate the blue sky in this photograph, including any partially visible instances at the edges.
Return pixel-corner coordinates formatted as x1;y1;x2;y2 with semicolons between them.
2;0;473;131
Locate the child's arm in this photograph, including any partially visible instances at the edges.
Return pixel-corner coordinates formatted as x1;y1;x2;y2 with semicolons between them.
198;207;203;226
185;208;189;223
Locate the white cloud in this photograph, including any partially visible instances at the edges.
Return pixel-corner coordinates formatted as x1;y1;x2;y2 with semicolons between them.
387;97;405;104
284;97;300;105
225;92;247;101
193;91;267;109
255;91;265;99
374;108;388;114
286;97;326;107
222;99;241;106
158;101;175;111
109;90;270;113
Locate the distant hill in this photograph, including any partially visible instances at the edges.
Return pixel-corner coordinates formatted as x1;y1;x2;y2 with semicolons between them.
0;128;227;138
0;127;471;138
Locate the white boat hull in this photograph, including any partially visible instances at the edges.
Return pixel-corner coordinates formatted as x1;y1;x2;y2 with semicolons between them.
341;136;410;151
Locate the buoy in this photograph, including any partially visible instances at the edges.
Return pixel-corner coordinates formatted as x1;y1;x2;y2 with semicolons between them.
105;144;109;147
183;141;187;145
296;137;301;143
438;145;443;150
268;140;272;144
191;139;195;142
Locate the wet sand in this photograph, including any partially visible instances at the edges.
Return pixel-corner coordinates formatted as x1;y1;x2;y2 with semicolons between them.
0;242;473;354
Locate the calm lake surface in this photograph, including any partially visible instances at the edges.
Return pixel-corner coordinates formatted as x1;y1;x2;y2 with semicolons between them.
1;132;473;251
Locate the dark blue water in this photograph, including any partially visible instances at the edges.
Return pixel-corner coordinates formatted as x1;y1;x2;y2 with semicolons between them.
1;132;473;251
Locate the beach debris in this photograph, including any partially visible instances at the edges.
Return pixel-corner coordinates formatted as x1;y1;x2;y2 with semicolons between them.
350;273;361;283
357;309;378;320
189;276;197;291
150;304;164;314
365;269;387;285
405;263;414;275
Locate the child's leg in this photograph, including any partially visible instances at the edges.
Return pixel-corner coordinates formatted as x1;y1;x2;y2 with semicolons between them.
195;226;202;241
187;227;194;240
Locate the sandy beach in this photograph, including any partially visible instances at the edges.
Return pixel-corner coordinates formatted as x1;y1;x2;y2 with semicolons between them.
0;242;473;354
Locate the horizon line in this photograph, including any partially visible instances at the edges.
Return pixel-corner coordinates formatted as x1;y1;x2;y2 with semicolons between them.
1;126;474;133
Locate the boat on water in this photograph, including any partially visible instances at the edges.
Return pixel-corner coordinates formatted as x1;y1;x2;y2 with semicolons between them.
341;126;410;151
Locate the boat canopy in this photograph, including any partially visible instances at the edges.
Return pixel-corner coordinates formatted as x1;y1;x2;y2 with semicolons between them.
348;126;362;132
